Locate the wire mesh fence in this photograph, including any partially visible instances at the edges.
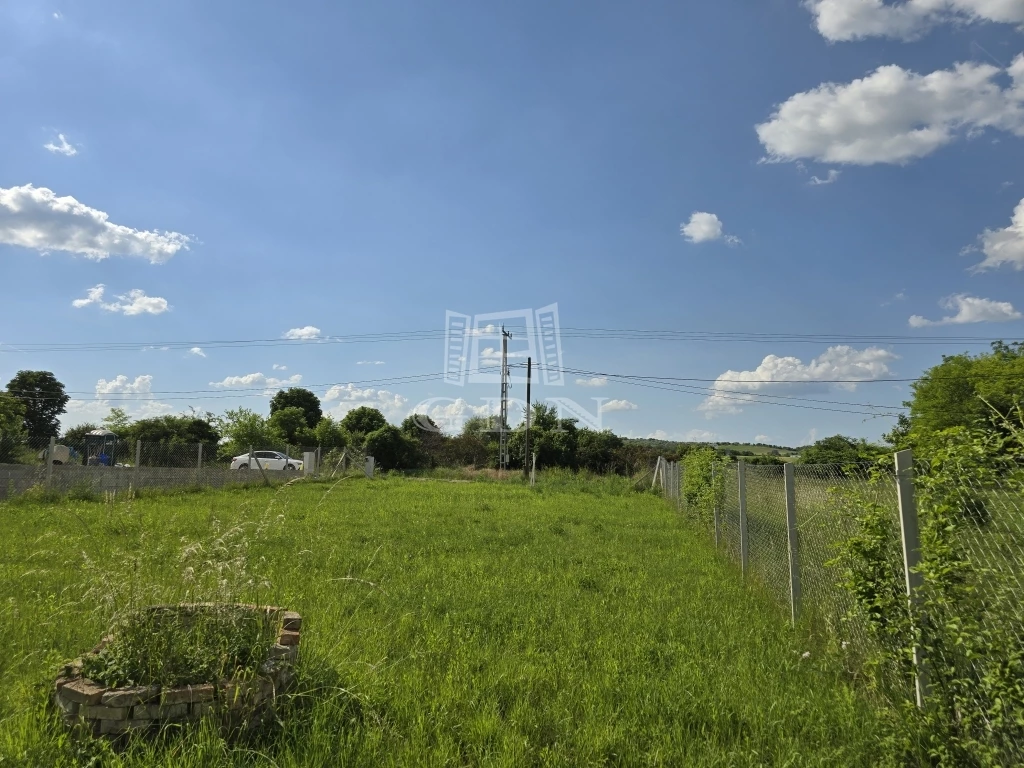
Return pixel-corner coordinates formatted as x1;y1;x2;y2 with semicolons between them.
0;435;351;500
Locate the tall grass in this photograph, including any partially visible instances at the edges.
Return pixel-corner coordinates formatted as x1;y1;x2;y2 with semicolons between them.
0;477;884;765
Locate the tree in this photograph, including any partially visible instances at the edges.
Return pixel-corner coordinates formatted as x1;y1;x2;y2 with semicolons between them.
215;408;279;457
0;392;26;463
402;414;445;467
268;406;315;445
123;415;222;468
364;424;418;470
102;407;133;434
269;388;322;429
576;429;623;472
5;370;69;437
313;415;347;450
800;435;882;466
340;407;388;441
62;423;99;443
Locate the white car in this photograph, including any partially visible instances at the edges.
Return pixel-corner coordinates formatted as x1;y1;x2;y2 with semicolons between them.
230;451;303;471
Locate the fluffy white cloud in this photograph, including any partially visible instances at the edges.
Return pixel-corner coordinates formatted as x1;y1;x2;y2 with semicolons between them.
600;399;638;413
0;184;192;262
575;376;608;387
970;197;1024;271
680;212;741;245
756;56;1024;165
684;429;718;441
809;170;842;185
71;284;169;315
699;346;898;417
806;0;1024;42
754;434;771;442
357;360;385;365
283;326;320;340
210;372;303;390
63;373;172;428
409;397;498;434
909;294;1022;326
272;363;287;370
96;374;153;395
44;133;77;157
189;347;206;357
324;383;408;419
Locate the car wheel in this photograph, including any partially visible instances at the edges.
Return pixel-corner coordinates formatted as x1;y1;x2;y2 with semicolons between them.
237;463;248;470
285;464;295;471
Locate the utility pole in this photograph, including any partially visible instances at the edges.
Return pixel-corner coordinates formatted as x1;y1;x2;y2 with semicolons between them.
523;357;532;478
499;326;512;471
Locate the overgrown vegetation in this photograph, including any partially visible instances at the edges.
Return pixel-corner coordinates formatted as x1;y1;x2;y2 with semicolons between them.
0;478;885;765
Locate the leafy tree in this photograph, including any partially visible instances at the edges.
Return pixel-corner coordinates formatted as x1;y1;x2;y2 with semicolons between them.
269;387;322;428
313;415;347;450
215;408;279;457
800;435;882;466
576;429;623;472
102;407;133;434
364;424;418;470
340;406;388;443
5;370;69;437
62;423;99;443
122;415;221;467
401;414;445;467
0;392;26;462
268;406;315;445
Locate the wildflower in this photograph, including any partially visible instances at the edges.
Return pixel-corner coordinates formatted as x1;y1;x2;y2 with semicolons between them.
801;651;811;660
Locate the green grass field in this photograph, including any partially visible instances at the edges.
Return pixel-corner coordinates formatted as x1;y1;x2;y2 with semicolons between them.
0;476;885;766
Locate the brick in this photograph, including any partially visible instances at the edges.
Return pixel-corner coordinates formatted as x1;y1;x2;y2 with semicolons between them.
54;692;80;716
83;704;129;720
61;658;83;677
221;680;262;709
125;719;156;730
281;611;302;631
101;685;160;707
100;718;130;735
278;630;300;646
268;643;291;659
60;678;106;705
54;675;74;693
192;701;216;717
161;684;214;705
134;702;189;719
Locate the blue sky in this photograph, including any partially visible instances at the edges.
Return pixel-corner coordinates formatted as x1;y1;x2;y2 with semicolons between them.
2;0;1023;446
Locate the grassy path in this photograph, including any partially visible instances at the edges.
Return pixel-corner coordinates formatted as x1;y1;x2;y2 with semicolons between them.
0;478;883;766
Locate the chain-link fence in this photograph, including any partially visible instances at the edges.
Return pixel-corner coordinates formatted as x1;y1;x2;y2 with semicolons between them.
658;451;1024;762
0;435;344;500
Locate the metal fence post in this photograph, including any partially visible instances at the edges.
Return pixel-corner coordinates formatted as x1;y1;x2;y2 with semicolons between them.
738;460;749;577
783;463;801;626
712;462;721;547
134;440;142;482
895;449;929;709
196;443;203;486
531;452;536;486
46;436;55;489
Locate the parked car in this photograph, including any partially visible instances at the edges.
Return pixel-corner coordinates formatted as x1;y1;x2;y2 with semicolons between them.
230;451;303;471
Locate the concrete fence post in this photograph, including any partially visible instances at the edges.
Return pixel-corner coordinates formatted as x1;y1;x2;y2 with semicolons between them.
738;460;749;577
196;443;203;486
712;462;721;548
895;449;929;709
134;440;142;482
530;452;536;486
783;463;802;626
364;456;375;478
46;436;55;489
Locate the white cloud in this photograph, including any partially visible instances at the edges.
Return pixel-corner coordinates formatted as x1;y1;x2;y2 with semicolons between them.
357;360;385;365
71;284;169;315
802;428;820;446
411;397;498;434
882;289;907;306
699;345;898;417
188;347;206;357
600;399;638;413
272;363;287;370
647;429;671;440
282;326;320;340
756;56;1024;166
324;383;408;420
809;170;842;185
210;372;303;393
909;294;1022;326
971;197;1024;271
96;374;153;396
806;0;1024;42
53;11;63;20
0;184;192;262
44;133;77;157
680;212;741;245
684;429;718;442
575;376;608;387
754;434;771;442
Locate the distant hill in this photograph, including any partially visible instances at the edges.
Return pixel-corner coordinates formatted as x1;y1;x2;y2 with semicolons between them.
623;438;801;459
